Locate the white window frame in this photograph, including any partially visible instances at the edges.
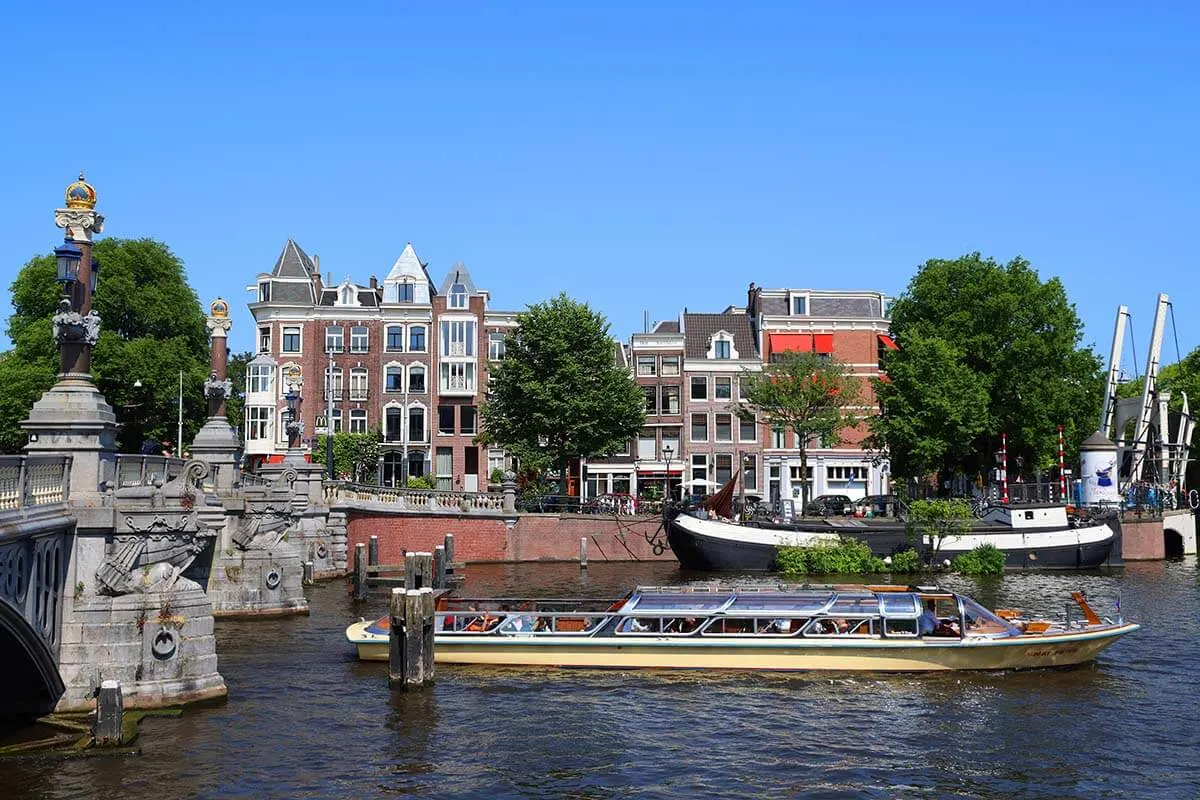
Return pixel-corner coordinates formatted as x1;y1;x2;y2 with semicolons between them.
408;363;427;394
349;325;369;353
349;368;369;401
281;326;302;354
715;413;733;442
660;355;681;377
449;283;467;309
789;291;810;316
409;325;427;352
636;355;657;377
384;362;404;394
440;320;476;357
488;332;506;361
690;412;708;442
690;376;708;401
714;376;733;401
349;408;367;433
385;325;404;352
245;406;272;441
661;385;681;415
325;326;344;354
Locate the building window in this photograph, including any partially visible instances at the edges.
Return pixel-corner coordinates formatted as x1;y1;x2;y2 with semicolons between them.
661;356;680;376
409;325;427;352
661;427;680;457
489;332;506;361
460;406;477;435
282;326;301;353
246;406;271;440
436;447;453;491
328;407;343;434
350;326;369;353
636;355;657;377
828;466;868;482
714;340;731;359
449;283;467;309
690;376;707;401
349;409;367;433
771;427;787;449
408;450;427;479
258;326;271;353
325;326;344;353
340;285;356;306
637;431;657;460
715;377;732;400
386;326;404;352
438;406;455;435
397;282;415;303
439;362;476;393
739;415;757;442
715;413;732;442
690;413;708;442
258;282;271;302
691;454;708;485
326;367;343;401
385;407;404;441
488;448;506;476
409;407;427;442
440;320;476;357
661;385;681;415
350;368;369;401
643;386;658;415
791;294;808;315
385;366;403;393
743;454;757;491
715;454;733;485
409;364;426;394
247;364;273;394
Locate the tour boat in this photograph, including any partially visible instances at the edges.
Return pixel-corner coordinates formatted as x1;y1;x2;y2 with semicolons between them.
665;504;1118;572
345;584;1137;671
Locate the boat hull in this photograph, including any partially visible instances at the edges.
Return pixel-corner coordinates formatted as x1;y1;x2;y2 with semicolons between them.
666;512;1116;572
350;624;1138;672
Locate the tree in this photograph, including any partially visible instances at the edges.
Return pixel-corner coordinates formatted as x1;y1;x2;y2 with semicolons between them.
736;352;861;510
226;351;253;435
874;253;1103;485
2;238;210;453
312;431;381;483
479;293;645;491
906;498;975;563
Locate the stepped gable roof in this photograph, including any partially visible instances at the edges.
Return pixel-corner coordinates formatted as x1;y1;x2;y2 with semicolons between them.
439;262;477;295
682;311;757;359
271;239;315;278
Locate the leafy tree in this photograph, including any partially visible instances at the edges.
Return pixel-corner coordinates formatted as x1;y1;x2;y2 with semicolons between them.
2;238;210;453
736;352;861;510
874;253;1103;485
479;293;645;491
226;351;253;435
312;431;381;483
906;498;974;562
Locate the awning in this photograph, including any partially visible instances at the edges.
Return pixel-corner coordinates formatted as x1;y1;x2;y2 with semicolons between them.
768;333;811;358
813;334;833;354
878;334;899;351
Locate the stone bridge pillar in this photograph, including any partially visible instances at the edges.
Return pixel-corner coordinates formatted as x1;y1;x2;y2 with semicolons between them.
189;298;240;494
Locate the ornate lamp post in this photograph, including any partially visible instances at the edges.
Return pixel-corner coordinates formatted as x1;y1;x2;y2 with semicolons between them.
284;366;304;457
662;444;674;503
52;174;104;380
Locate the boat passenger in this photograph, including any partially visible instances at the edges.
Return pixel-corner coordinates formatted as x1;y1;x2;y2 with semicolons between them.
919;601;939;635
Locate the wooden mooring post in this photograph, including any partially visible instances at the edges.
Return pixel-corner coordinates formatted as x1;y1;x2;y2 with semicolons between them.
93;680;124;746
580;537;588;569
388;587;436;690
405;551;434;590
368;535;380;567
353;542;368;601
302;560;314;586
433;545;447;589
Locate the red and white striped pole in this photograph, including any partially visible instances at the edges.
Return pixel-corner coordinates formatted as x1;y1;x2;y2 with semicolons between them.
1057;425;1067;503
1000;432;1009;504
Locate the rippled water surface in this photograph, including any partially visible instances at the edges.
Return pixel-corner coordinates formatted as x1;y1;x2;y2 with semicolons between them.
4;559;1199;799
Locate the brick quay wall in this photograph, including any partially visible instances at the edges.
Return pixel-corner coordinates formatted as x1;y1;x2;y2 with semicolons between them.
339;503;674;564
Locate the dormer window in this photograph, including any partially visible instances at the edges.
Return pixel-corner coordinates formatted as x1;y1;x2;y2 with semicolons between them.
789;292;810;316
258;281;271;302
715;340;730;359
398;282;415;303
449;282;467;309
340;285;356;306
707;331;737;360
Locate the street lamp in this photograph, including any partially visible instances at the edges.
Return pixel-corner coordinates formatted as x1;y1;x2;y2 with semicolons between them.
284;365;304;454
54;238;83;284
662;444;674;503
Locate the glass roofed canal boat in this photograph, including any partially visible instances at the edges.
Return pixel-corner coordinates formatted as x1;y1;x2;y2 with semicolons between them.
346;584;1138;672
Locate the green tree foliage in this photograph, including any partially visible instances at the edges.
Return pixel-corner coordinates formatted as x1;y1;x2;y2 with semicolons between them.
312;431;382;483
775;538;885;575
479;294;645;488
906;498;975;561
226;351;253;435
737;352;861;510
2;238;210;453
873;253;1103;483
951;543;1006;575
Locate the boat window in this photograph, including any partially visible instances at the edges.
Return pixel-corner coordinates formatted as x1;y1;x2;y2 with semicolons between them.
618;617;665;634
630;593;730;612
960;597;1022;637
879;593;920;618
728;593;834;613
803;618;873;636
884;619;918;637
829;595;880;616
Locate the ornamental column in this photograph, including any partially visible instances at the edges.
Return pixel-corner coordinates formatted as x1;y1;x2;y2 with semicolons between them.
190;298;241;492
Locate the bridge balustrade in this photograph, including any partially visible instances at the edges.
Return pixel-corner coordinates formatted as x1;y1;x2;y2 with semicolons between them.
0;456;72;510
324;481;507;511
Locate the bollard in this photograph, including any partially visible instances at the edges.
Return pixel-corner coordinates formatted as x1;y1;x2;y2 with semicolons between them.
353;542;368;600
443;533;455;569
93;680;124;746
368;535;380;567
389;587;436;689
580;537;588;569
405;551;433;590
433;545;446;590
302;560;314;586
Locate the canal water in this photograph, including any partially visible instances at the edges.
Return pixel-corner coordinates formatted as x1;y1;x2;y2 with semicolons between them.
3;558;1198;799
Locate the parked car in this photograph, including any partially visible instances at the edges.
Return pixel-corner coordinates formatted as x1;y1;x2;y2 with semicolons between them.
804;494;853;517
855;494;900;517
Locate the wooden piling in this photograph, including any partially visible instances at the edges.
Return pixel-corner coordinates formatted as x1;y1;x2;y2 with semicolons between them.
433;545;447;589
93;680;123;746
368;535;380;567
389;587;436;689
443;533;455;566
405;551;433;590
302;560;314;586
580;537;588;568
353;543;368;600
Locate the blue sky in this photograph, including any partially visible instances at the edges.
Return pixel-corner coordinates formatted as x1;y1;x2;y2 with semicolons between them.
2;3;1197;376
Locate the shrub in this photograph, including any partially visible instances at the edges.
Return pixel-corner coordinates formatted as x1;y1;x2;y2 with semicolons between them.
776;537;881;575
405;475;436;490
951;543;1006;575
888;548;923;573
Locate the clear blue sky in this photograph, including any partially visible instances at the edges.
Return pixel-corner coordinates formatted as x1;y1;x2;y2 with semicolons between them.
2;3;1197;377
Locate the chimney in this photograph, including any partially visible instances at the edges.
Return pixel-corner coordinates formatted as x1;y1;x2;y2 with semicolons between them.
313;270;323;295
369;275;378;290
314;254;320;271
747;282;757;315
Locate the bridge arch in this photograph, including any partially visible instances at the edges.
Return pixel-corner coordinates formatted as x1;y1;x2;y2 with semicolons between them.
1164;526;1185;558
0;597;65;719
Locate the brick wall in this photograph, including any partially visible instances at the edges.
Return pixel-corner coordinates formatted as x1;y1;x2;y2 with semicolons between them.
344;508;674;564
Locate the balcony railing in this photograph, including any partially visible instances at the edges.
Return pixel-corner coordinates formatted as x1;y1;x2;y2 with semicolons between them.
325;482;505;511
0;455;72;510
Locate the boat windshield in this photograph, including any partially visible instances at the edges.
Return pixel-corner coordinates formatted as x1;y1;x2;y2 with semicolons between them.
630;593;730;612
727;593;834;614
959;596;1022;637
878;593;921;618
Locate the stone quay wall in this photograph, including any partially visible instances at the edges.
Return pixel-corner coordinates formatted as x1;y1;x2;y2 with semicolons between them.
340;503;674;565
